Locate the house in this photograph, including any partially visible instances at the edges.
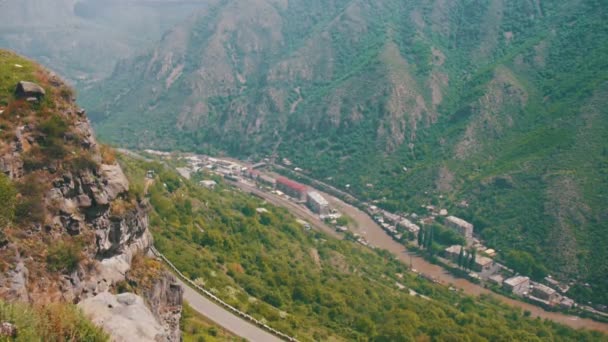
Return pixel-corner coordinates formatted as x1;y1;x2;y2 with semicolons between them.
504;276;530;296
474;256;495;273
446;216;474;243
200;180;217;189
532;283;559;302
276;177;307;201
445;245;464;260
307;191;330;215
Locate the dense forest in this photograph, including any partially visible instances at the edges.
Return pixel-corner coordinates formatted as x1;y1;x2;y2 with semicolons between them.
117;154;605;341
85;0;608;306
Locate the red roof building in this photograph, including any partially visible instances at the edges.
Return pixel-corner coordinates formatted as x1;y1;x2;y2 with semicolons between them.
276;177;307;201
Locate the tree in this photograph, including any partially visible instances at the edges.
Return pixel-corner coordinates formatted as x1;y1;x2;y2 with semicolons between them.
458;246;465;268
468;249;477;271
418;227;425;247
426;227;434;256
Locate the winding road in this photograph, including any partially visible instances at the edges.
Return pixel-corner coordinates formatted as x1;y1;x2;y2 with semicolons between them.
178;278;282;342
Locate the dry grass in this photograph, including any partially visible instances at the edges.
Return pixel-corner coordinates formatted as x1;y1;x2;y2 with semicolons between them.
100;144;117;165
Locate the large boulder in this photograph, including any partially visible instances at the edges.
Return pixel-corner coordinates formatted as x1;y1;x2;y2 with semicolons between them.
78;292;168;342
15;81;45;99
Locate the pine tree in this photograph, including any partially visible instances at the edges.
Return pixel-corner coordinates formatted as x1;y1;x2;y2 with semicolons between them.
426;227;434;255
458;246;465;268
469;248;477;271
418;227;424;247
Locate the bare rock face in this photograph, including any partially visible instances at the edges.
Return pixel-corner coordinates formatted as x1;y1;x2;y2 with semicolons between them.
78;292;168;342
136;270;183;342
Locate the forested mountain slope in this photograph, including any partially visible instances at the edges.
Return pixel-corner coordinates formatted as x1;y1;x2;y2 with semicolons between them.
84;0;608;305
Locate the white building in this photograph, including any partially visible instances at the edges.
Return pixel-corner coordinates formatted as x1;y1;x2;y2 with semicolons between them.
307;191;330;216
446;216;474;242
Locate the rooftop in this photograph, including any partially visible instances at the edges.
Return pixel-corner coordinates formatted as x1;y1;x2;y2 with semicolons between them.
307;191;329;206
475;255;494;266
504;276;530;287
277;177;307;192
446;216;474;229
533;283;557;295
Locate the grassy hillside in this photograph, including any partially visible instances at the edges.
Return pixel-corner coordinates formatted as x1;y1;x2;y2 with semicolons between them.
117;153;605;341
85;0;608;306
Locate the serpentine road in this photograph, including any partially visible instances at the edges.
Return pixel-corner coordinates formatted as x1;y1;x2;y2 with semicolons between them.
177;278;282;342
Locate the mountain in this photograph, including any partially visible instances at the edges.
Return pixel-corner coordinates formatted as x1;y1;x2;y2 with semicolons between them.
0;0;212;84
0;50;183;340
84;0;608;306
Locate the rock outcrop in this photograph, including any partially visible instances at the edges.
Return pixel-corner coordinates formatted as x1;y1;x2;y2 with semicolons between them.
79;292;168;342
0;54;182;341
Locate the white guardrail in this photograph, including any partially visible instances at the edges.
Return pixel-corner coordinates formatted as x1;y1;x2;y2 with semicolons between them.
150;246;299;342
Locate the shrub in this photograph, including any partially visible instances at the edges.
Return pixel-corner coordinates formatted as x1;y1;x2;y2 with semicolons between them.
0;173;16;227
46;240;83;273
14;175;46;224
69;154;98;173
100;145;116;164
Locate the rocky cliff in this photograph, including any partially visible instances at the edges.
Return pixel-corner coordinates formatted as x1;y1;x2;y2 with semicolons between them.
0;50;182;340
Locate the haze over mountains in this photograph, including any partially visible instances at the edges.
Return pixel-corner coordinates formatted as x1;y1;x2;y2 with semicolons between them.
0;0;210;83
1;0;606;312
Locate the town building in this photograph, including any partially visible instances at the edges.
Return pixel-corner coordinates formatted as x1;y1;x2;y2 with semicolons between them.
446;216;474;243
398;218;420;236
474;256;495;273
559;297;575;309
488;274;504;286
504;276;530;296
307;191;330;215
381;211;402;224
257;175;276;188
532;283;559;302
276;177;308;201
444;245;494;272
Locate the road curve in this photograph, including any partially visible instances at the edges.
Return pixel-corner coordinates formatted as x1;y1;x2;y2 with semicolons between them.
177;278;283;342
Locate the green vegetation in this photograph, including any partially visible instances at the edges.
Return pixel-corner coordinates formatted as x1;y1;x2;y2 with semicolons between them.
46;239;83;274
181;302;242;342
0;173;16;228
119;154;605;341
85;0;608;306
0;299;108;341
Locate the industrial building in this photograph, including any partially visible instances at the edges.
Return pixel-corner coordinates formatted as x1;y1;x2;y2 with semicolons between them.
504;276;530;296
307;191;330;215
446;216;474;242
276;177;308;201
